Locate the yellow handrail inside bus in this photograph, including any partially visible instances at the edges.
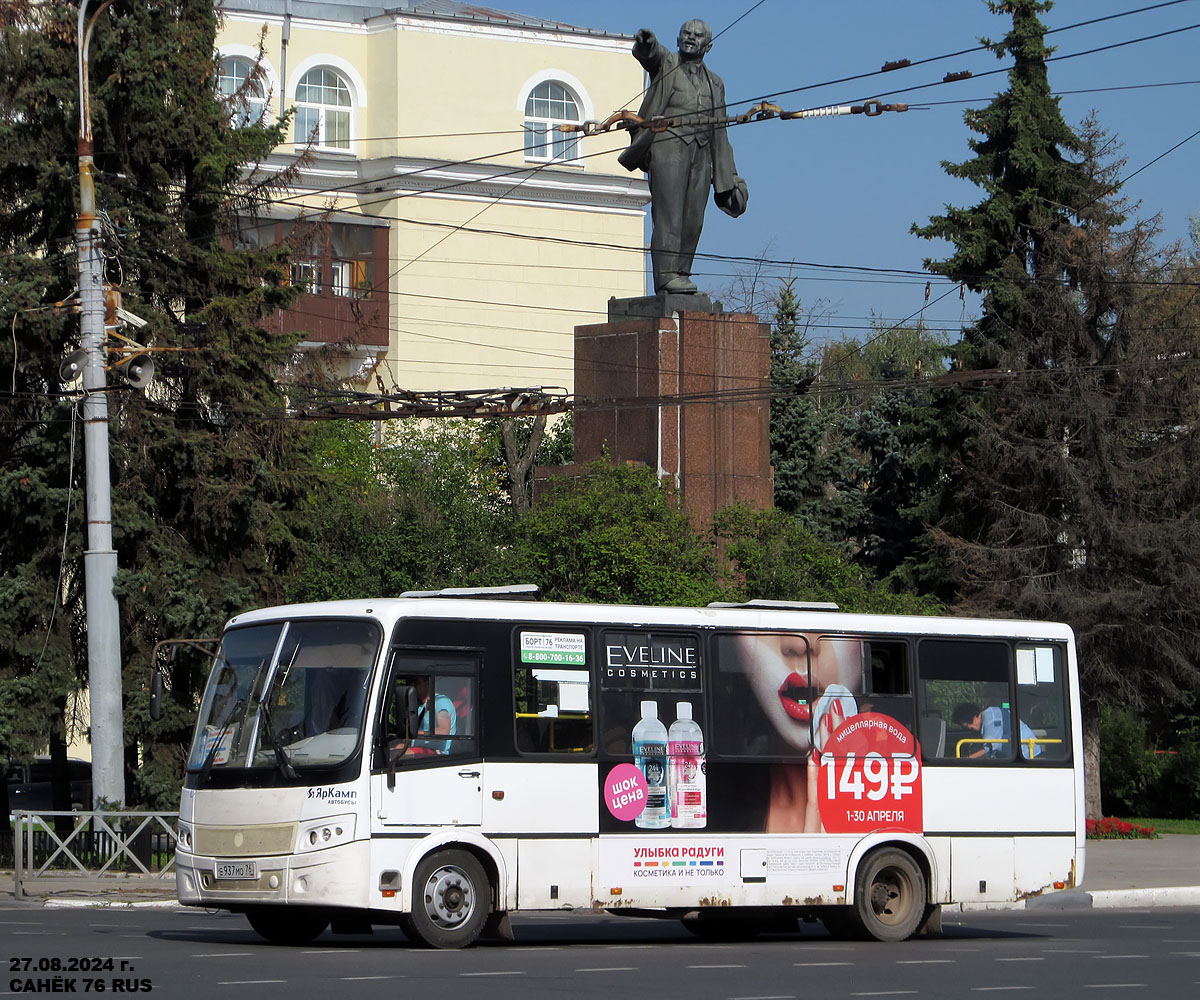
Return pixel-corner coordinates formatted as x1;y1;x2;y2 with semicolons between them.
513;712;592;720
955;736;1064;758
514;712;593;752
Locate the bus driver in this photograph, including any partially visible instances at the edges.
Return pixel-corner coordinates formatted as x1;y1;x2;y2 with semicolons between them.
390;676;456;755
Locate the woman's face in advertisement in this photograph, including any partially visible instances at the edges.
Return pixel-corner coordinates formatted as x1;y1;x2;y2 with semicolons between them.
735;633;862;752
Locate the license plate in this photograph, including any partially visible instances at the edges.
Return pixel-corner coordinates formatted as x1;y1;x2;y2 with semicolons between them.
215;861;257;880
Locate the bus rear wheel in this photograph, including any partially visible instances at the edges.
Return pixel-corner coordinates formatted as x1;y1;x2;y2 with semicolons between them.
245;907;329;945
852;848;926;942
405;849;489;949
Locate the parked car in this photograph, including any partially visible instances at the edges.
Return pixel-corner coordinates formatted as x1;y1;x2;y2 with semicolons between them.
5;757;93;811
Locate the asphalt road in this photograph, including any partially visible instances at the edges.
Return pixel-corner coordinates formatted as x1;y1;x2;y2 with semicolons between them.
1;906;1198;998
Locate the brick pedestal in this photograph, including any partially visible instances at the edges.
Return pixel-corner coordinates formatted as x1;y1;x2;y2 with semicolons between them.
549;304;772;526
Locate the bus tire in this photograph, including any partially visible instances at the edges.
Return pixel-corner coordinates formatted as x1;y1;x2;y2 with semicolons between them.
852;848;926;942
406;849;489;949
245;907;329;945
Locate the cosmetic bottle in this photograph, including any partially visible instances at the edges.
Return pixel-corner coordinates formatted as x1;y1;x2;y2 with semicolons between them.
668;701;706;828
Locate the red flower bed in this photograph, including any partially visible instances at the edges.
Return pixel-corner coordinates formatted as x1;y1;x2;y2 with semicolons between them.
1086;817;1157;840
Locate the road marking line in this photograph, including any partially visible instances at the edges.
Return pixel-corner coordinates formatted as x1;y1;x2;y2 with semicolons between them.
341;976;402;981
898;959;954;964
794;962;853;967
1083;985;1146;990
194;952;254;958
996;957;1044;962
460;971;526;977
576;967;637;972
851;992;918;997
1094;955;1148;960
688;965;747;969
218;981;286;986
970;988;1034;992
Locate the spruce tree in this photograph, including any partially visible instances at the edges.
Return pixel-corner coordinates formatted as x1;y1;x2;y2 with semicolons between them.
913;0;1200;815
914;0;1102;364
769;279;818;513
0;1;324;808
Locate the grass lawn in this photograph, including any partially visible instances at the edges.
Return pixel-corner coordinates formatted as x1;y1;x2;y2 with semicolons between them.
1120;817;1200;835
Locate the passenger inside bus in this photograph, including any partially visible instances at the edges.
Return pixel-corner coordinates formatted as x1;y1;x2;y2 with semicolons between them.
952;701;1042;759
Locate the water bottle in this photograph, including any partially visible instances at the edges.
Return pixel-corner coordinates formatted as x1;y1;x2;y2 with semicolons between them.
633;700;670;829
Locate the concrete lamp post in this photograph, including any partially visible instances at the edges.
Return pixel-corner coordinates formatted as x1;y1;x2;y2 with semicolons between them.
76;0;125;810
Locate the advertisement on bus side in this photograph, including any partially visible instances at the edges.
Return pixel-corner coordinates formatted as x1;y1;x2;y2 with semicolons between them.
596;630;924;838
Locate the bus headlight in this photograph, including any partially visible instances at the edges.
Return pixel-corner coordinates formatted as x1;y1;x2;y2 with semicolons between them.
297;814;356;853
176;824;193;851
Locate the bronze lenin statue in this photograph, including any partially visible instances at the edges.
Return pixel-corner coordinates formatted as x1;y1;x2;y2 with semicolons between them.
619;20;748;295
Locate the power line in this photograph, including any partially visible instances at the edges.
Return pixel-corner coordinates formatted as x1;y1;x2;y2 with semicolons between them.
235;9;1200;215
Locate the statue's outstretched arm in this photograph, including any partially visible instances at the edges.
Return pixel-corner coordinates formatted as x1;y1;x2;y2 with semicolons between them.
632;28;665;75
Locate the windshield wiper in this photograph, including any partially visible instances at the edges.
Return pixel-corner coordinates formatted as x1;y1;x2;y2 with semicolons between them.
258;698;300;781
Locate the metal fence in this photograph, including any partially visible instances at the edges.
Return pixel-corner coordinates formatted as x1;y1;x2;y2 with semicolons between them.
9;810;178;896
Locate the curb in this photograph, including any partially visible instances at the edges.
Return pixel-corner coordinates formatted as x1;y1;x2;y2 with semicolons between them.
924;885;1200;914
42;897;182;910
1089;886;1200;908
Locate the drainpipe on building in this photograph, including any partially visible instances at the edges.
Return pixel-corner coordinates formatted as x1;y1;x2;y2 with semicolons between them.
280;1;290;112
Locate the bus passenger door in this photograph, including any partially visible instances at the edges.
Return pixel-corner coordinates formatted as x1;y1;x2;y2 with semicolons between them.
375;654;482;827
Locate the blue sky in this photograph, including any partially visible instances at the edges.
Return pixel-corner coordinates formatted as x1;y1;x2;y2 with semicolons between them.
530;0;1200;340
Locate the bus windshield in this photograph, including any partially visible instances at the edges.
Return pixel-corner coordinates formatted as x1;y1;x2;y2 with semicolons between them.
186;618;380;774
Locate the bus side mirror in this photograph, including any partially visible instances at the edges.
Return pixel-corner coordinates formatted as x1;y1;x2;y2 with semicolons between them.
149;670;163;721
405;685;420;740
385;683;422;790
149;645;174;722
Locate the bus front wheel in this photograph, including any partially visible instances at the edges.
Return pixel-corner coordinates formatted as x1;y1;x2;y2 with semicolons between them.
405;849;490;949
852;849;926;942
245;907;329;945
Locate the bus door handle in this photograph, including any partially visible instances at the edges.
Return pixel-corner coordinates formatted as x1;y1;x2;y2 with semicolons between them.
457;769;481;778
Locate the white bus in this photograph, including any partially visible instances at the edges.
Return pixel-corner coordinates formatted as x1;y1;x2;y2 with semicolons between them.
169;588;1085;948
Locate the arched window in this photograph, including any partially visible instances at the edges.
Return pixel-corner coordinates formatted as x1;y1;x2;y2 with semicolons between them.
295;68;351;150
523;80;580;162
217;56;267;126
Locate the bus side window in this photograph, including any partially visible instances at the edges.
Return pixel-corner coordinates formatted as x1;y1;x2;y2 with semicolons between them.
514;663;593;755
861;640;915;747
377;652;479;764
1015;644;1070;762
916;638;1016;763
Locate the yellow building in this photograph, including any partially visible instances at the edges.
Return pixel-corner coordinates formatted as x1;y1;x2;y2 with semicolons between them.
216;0;649;394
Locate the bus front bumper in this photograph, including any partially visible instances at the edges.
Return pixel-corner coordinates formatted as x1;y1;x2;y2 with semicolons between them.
176;840;368;909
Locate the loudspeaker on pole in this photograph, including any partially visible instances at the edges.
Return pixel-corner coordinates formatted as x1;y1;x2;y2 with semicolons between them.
122;353;155;389
59;349;88;383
